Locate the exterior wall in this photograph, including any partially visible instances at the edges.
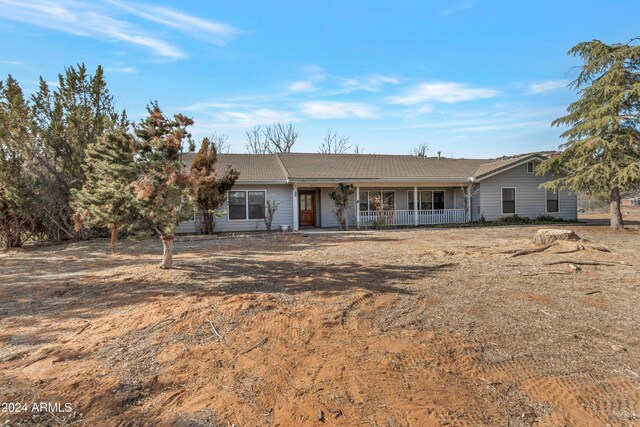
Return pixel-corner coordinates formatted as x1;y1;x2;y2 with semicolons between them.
470;183;482;221
477;163;577;221
319;187;357;228
177;184;294;233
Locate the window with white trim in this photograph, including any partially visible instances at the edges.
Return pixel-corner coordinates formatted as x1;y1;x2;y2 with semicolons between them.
546;189;559;213
527;162;535;174
408;190;444;210
502;188;516;214
228;190;266;220
433;191;445;210
359;191;395;211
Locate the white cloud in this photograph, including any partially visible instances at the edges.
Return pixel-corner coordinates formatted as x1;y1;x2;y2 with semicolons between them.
450;120;549;133
181;101;251;111
301;101;376;119
0;0;238;60
289;81;314;92
0;0;184;59
338;74;400;93
207;108;298;128
387;81;498;104
0;60;24;65
526;80;568;94
105;0;237;45
105;66;136;73
440;0;475;15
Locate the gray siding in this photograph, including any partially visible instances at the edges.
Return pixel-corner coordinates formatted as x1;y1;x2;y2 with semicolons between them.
470;184;482;221
477;162;577;221
177;184;294;233
319;187;357;228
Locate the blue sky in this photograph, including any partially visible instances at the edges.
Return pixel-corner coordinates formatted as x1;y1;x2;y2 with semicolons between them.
0;0;638;157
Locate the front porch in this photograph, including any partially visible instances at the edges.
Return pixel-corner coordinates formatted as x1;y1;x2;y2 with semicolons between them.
291;183;472;230
358;208;467;227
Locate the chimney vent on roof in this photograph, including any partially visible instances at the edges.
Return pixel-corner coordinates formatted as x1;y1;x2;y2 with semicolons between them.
437;151;441;159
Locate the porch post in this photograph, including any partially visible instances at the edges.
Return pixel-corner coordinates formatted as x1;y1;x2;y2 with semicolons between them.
292;184;299;231
413;186;418;226
355;186;360;229
466;185;472;222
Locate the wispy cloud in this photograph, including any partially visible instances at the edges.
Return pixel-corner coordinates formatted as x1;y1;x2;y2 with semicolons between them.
106;0;237;45
105;66;136;73
337;74;400;93
206;108;298;128
440;0;475;15
289;81;315;92
387;81;498;105
450;120;549;133
0;0;238;60
526;79;568;95
0;60;24;65
301;101;376;119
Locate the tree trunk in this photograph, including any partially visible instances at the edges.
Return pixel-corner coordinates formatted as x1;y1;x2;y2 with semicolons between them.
610;187;624;230
108;224;118;256
202;212;213;235
533;229;580;245
159;234;174;269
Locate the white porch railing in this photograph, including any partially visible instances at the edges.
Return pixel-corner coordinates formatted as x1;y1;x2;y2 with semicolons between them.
358;209;467;227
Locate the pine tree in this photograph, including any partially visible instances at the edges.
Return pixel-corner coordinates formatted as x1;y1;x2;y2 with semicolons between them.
28;64;126;240
0;76;37;248
132;103;194;269
190;138;239;234
538;39;640;229
70;129;136;254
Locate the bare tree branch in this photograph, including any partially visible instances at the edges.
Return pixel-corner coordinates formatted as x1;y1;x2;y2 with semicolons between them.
411;143;429;158
264;123;298;153
245;123;298;154
318;129;351;154
210;133;231;154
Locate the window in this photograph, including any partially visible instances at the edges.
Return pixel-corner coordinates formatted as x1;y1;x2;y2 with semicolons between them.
359;191;395;211
527;162;535;174
408;190;443;210
546;189;559;213
433;191;445;210
228;191;247;220
228;190;266;220
383;191;395;210
502;188;516;214
248;191;266;219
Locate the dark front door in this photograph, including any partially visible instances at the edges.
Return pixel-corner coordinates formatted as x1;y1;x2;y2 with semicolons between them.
299;191;316;227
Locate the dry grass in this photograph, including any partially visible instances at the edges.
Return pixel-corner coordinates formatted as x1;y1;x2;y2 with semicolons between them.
0;224;639;426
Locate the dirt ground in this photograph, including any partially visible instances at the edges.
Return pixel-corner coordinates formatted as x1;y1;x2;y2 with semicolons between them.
1;224;639;426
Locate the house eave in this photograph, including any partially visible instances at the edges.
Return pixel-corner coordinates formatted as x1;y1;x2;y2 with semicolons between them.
235;179;289;185
288;177;474;186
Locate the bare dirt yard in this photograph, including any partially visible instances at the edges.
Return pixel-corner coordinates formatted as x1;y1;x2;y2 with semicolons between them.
1;224;639;426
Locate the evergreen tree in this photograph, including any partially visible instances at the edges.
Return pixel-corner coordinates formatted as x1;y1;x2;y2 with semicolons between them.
28;64;126;240
538;39;640;229
190;138;239;234
70;129;137;254
132;103;194;269
0;76;37;248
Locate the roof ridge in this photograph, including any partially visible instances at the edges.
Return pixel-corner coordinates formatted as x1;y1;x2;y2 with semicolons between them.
274;153;291;180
